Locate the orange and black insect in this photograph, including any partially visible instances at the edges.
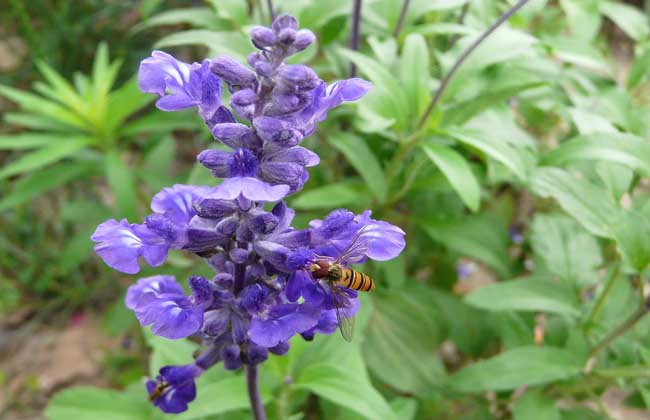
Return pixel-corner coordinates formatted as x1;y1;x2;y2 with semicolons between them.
308;227;375;341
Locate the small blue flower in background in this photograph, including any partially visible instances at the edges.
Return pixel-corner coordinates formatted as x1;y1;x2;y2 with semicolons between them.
91;13;404;414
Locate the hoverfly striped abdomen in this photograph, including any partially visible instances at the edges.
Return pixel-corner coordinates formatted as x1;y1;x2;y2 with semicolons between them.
337;267;375;292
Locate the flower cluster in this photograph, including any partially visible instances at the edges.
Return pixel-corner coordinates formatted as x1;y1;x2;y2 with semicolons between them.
92;14;405;414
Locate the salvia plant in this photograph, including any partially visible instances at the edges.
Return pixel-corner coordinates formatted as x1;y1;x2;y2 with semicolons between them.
90;14;405;416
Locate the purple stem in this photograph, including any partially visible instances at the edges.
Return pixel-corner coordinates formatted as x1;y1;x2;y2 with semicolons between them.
349;0;362;77
246;364;267;420
393;0;410;38
416;0;529;129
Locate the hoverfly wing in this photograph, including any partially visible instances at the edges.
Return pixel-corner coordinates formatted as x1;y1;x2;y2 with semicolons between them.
334;225;371;265
335;306;355;342
331;287;356;342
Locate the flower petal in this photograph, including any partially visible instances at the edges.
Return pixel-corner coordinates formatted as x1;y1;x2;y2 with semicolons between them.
91;219;168;274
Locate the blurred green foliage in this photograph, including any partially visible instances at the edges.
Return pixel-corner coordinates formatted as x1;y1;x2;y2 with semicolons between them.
2;0;650;419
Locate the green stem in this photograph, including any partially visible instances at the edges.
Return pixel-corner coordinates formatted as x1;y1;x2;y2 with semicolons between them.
416;0;530;130
584;264;621;333
589;300;650;360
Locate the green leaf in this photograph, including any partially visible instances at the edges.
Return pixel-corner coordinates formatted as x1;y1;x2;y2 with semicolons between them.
156;30;251;62
420;214;511;277
176;377;270;420
119;110;201;137
35;61;86;116
291;182;369;210
141;136;176;191
513;391;560;420
420;142;480;211
543;133;650;176
448;346;585;392
611;210;650;272
4;112;73;131
131;7;218;33
105;151;138;220
465;277;580;316
0;162;95;212
530;168;621;238
328;132;387;202
530;214;602;284
45;386;151;420
446;127;529;180
57;226;95;275
337;48;409;129
143;330;197;374
364;285;445;395
0;84;88;129
105;78;154;134
601;1;649;41
400;33;430;117
596;162;633;200
0;133;73;150
294;361;395;420
0;137;91;180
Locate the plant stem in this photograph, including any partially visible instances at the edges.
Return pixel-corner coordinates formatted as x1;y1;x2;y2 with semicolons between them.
416;0;530;129
266;0;275;23
349;0;363;77
585;296;650;372
584;264;621;333
393;0;411;38
246;365;267;420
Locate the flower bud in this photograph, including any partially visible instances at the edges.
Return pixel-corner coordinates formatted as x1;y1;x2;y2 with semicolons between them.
197;149;230;177
214;272;233;288
222;345;242;370
277;28;296;44
270;341;290;355
210;123;250;147
211;56;257;87
231;88;257;107
272;14;298;32
248;211;279;234
229;247;250;264
202;309;230;337
246;344;269;365
250;27;277;48
277;64;320;91
193;197;236;219
293;30;315;51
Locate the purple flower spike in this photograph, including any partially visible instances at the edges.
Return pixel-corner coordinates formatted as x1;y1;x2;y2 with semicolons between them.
91;219;168;274
97;13;402;416
139;51;221;119
147;364;202;414
126;276;206;339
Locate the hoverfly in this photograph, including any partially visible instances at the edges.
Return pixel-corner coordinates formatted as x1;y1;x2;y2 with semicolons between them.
148;380;168;401
308;227;375;342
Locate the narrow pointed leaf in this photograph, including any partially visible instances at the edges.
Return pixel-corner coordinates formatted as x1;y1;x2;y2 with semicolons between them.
0;137;91;180
421;142;480;211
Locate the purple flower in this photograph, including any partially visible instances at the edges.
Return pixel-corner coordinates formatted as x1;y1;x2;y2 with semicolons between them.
290;79;372;137
249;303;320;347
138;51;221;120
126;275;210;339
146;364;203;414
208;177;290;202
91;185;212;273
309;209;406;264
91;219;168;274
